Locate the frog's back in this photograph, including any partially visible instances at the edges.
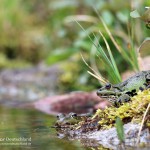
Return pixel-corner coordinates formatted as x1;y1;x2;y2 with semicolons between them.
117;71;149;92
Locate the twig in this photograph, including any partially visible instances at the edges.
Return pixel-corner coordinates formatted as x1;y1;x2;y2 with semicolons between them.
136;102;150;144
81;53;107;84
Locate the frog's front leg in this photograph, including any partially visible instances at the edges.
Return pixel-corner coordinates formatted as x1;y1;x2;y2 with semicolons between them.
114;94;130;107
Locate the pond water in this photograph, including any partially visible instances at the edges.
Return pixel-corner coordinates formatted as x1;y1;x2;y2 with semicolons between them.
0;106;90;150
0;67;102;150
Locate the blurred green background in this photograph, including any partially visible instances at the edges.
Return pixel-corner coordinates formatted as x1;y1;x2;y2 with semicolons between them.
0;1;149;149
0;0;149;91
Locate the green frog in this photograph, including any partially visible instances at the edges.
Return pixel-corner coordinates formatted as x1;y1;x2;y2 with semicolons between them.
97;70;150;106
55;112;92;127
56;112;81;126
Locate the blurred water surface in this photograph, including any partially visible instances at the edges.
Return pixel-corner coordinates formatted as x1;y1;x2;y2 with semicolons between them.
0;106;87;150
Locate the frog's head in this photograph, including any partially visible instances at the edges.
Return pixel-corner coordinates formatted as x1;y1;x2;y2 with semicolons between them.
97;83;121;100
69;112;78;119
57;113;65;121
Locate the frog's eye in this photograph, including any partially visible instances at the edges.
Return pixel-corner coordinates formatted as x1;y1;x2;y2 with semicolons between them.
105;83;111;89
71;113;77;118
57;113;64;119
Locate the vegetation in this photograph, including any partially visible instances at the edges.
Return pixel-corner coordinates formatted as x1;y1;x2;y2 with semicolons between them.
0;0;149;91
92;89;150;130
0;1;150;149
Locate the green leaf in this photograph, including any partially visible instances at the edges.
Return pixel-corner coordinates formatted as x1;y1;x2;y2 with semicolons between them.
74;40;92;50
138;38;150;55
102;11;114;25
141;8;150;22
130;8;150;23
46;48;76;65
115;117;125;143
130;10;141;18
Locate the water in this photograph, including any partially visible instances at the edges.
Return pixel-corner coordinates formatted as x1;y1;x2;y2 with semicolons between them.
0;106;87;150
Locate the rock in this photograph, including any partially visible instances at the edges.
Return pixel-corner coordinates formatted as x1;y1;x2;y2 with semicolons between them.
88;123;150;149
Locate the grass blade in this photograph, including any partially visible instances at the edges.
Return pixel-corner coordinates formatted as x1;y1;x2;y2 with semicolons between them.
116;117;125;143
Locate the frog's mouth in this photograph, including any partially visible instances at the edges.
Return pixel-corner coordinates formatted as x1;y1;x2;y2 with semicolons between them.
97;90;121;97
97;92;116;97
100;95;117;99
97;91;118;99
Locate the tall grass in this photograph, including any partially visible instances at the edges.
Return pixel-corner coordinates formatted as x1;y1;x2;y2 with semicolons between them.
65;8;144;84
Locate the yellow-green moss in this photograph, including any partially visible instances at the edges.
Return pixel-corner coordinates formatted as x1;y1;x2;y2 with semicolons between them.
92;89;150;129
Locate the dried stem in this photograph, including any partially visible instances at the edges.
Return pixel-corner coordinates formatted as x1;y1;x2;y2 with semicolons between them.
136;102;150;144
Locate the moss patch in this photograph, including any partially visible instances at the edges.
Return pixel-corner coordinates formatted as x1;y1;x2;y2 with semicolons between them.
92;89;150;130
